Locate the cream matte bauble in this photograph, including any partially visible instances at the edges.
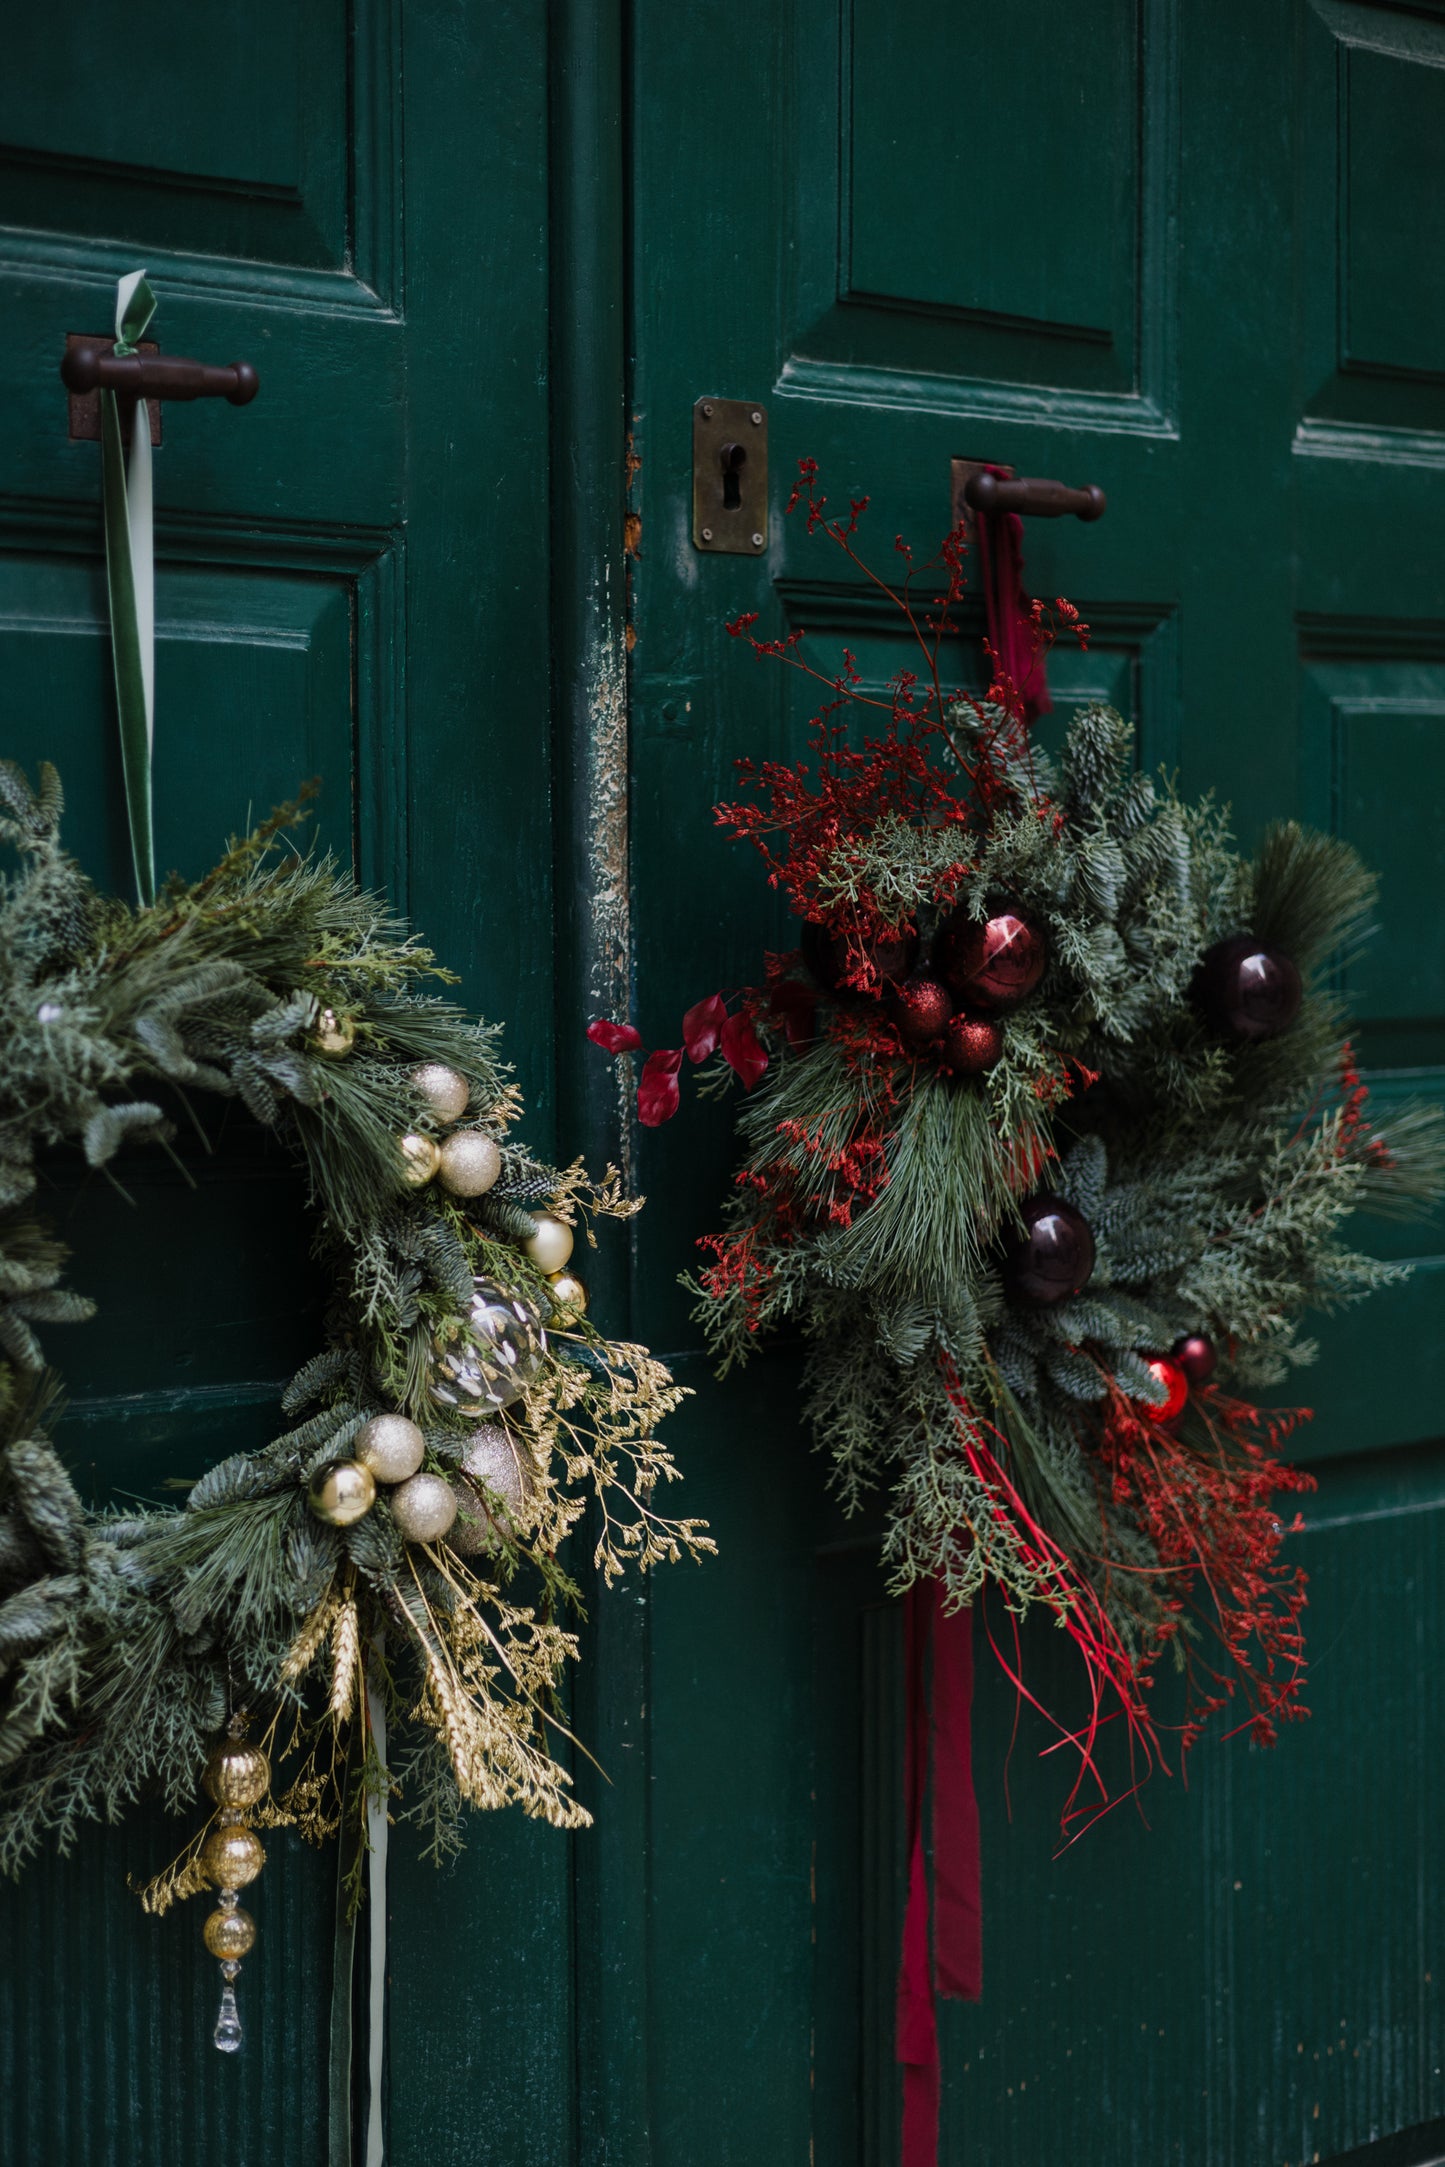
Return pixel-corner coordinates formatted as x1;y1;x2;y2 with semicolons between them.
389;1470;459;1543
201;1825;266;1890
355;1413;427;1485
399;1132;442;1186
523;1214;574;1274
438;1130;502;1197
411;1062;471;1121
307;1460;377;1527
448;1425;538;1553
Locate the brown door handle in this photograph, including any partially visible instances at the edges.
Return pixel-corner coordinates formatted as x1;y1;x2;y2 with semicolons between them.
60;341;259;407
963;470;1105;522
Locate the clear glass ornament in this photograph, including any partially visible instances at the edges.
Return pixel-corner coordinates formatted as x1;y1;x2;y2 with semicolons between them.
213;1973;243;2053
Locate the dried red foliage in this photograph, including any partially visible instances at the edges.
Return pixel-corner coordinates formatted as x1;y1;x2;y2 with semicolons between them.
1093;1382;1316;1753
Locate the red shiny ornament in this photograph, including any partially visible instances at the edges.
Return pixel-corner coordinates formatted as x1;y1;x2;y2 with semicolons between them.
933;907;1047;1011
1193;935;1302;1042
1002;1195;1095;1305
1172;1332;1217;1385
1136;1356;1189;1427
941;1013;1003;1076
800;917;919;995
885;971;953;1046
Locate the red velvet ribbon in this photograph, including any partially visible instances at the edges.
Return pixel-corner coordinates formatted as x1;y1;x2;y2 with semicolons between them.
973;468;1052;723
897;1583;982;2167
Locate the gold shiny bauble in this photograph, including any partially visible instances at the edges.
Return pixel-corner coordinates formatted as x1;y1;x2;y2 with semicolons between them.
307;1459;377;1527
355;1413;427;1485
448;1425;538;1554
437;1130;502;1198
203;1907;257;1961
523;1213;574;1275
411;1062;471;1121
389;1470;459;1543
399;1132;442;1186
311;1007;357;1058
545;1270;588;1324
201;1825;266;1890
203;1741;271;1810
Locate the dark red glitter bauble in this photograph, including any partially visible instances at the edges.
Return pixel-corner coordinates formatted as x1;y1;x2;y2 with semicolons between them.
1135;1356;1189;1427
800;917;919;995
1002;1195;1095;1305
933;907;1048;1011
885;971;953;1046
1193;935;1302;1042
1172;1332;1217;1385
941;1013;1004;1075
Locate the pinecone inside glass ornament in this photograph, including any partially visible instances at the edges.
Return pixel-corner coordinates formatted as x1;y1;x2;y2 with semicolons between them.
429;1282;548;1416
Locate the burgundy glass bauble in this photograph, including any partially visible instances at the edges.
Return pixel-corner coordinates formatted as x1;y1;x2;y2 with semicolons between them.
1172;1332;1217;1385
1136;1355;1189;1427
1193;935;1301;1042
1002;1195;1096;1305
942;1013;1004;1076
933;907;1048;1011
885;971;953;1046
800;917;919;995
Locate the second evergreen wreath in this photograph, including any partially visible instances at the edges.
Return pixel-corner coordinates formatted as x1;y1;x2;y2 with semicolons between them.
601;465;1445;1821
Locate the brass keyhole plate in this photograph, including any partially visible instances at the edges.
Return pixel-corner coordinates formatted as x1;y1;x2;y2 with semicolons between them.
693;397;768;555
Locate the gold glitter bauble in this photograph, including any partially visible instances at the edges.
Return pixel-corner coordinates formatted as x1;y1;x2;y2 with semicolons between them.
546;1270;588;1323
203;1742;271;1810
355;1413;427;1485
203;1908;256;1961
448;1425;538;1554
411;1062;471;1121
311;1007;356;1058
388;1471;459;1544
201;1825;266;1890
437;1130;502;1198
429;1284;548;1416
523;1213;574;1274
399;1133;442;1186
307;1459;377;1527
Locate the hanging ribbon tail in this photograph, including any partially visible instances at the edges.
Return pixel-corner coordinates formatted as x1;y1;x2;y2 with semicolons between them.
896;1585;984;2167
931;1595;983;2001
974;464;1051;725
100;269;158;907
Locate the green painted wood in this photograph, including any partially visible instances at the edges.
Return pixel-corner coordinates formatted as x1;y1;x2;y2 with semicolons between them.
0;5;568;2164
628;0;1445;2161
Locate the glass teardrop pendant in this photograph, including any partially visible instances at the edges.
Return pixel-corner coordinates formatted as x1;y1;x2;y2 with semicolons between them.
213;1974;243;2053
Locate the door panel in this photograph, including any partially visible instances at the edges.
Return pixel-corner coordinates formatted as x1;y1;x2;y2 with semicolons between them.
631;0;1445;2159
0;5;562;2164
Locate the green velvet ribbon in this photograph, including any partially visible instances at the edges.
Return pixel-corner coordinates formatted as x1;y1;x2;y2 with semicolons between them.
98;270;157;906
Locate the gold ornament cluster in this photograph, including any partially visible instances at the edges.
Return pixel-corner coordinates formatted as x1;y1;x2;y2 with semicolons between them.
302;1058;588;1552
193;1726;273;2050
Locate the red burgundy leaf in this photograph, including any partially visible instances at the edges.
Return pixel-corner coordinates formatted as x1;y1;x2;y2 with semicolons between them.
587;1018;644;1055
682;993;728;1064
720;1011;768;1090
637;1047;685;1126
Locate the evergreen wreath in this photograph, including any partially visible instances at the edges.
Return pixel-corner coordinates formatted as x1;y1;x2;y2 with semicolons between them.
0;763;709;1918
598;463;1444;1822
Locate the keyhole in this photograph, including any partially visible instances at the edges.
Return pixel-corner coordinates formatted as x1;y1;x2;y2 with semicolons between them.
720;442;747;510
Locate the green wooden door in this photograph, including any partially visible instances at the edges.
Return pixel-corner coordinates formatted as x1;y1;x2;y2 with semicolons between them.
629;2;1445;2161
0;8;576;2164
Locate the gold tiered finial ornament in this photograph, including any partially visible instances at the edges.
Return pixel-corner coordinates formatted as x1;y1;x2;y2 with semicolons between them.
200;1718;271;2053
